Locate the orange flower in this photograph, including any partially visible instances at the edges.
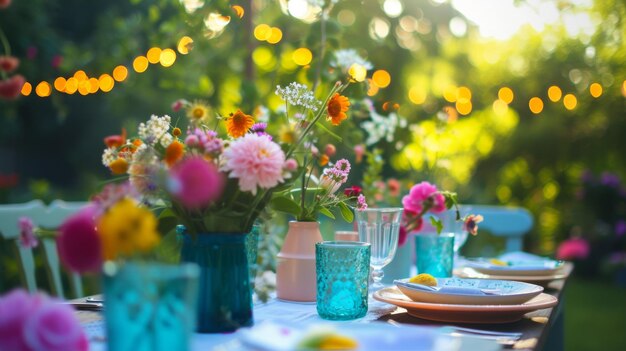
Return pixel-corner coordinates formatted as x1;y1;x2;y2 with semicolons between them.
109;158;129;175
104;128;127;148
165;140;185;166
326;93;350;126
226;110;254;138
318;154;329;166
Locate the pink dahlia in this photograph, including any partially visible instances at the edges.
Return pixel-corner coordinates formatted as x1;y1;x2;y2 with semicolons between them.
169;156;224;209
556;237;590;261
221;134;285;195
402;181;446;214
57;206;102;273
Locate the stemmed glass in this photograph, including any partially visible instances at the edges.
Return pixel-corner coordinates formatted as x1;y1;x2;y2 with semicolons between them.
356;207;404;292
426;205;472;257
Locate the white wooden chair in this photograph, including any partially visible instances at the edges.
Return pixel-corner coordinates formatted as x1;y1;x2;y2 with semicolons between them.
0;200;88;298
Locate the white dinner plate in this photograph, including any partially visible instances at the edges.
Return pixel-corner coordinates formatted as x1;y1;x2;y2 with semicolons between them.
453;267;570;287
395;278;543;305
463;258;565;276
374;287;558;324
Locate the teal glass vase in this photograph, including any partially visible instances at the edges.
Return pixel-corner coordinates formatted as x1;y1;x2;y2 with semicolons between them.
415;233;455;278
102;261;199;351
179;232;253;333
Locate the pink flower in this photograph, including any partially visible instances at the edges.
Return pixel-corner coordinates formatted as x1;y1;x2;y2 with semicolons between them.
23;302;88;351
284;158;298;172
171;99;185;112
0;74;25;100
221;133;286;195
344;185;362;197
354;144;365;163
387;178;401;197
0;56;19;72
398;226;408;247
324;144;336;157
463;214;483;235
26;46;38;60
0;0;11;9
169;157;224;208
18;217;38;249
356;194;368;211
0;289;38;351
402;181;446;214
57;206;102;273
556;237;590;261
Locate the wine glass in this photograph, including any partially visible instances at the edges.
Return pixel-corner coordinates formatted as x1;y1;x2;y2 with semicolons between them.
433;206;472;257
356;207;404;292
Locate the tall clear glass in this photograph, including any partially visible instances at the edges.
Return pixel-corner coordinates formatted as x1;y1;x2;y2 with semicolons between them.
425;206;472;257
356;207;403;291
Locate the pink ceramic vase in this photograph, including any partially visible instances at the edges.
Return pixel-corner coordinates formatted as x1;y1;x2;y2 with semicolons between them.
276;221;323;302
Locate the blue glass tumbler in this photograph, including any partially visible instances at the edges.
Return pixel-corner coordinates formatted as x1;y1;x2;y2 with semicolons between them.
316;241;371;320
415;233;455;277
103;261;199;351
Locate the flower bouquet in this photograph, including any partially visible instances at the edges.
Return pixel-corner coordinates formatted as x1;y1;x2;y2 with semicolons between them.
99;67;367;330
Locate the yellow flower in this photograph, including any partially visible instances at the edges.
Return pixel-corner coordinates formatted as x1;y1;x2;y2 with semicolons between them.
108;158;129;175
326;93;350;126
186;100;210;123
97;198;160;260
348;63;366;83
225;110;255;138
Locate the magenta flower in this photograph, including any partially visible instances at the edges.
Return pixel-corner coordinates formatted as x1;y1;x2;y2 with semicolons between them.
356;194;368;211
18;217;38;249
556;237;590;261
402;181;446;215
284;158;298;172
169;156;224;209
398;225;408;247
57;206;103;273
615;220;626;237
171;99;185;112
50;55;63;69
0;289;38;351
23;302;88;351
221;133;286;195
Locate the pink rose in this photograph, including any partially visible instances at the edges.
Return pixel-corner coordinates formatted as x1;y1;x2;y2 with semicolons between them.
23;302;88;351
57;205;103;273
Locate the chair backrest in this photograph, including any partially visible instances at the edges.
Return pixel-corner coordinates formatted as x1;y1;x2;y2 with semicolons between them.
466;204;534;252
0;200;88;298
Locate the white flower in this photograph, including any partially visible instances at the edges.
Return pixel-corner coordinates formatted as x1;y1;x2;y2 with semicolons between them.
332;49;373;72
138;115;172;145
101;147;117;166
159;133;173;148
275;82;321;111
361;103;407;145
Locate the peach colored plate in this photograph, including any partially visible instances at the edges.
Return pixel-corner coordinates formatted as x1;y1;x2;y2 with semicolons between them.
453;267;569;287
373;287;558;324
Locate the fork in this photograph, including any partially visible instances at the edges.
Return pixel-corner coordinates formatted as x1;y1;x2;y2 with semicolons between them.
439;326;522;339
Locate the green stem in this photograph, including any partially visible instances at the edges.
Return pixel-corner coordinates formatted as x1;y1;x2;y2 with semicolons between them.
312;10;328;92
0;27;11;56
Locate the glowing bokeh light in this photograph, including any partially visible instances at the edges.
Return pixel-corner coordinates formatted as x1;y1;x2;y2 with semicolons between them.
367;79;379;96
147;47;162;64
563;94;577;110
292;48;313;66
456;100;472;115
457;86;472;102
547;85;562;102
133;56;149;73
492;99;509;115
160;49;177;67
408;87;427;104
177;36;194;54
113;65;128;82
372;70;391;88
254;24;272;41
21;82;32;96
99;74;115;92
88;78;100;93
348;63;367;82
498;87;514;104
65;78;78;94
383;0;403;18
54;77;67;92
77;80;90;96
73;70;88;81
589;83;602;98
267;27;283;44
35;82;51;97
443;85;457;102
231;5;244;18
529;97;544;114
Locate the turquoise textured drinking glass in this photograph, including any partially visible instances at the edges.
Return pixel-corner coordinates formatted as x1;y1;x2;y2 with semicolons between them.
316;241;371;320
415;233;455;278
103;261;199;351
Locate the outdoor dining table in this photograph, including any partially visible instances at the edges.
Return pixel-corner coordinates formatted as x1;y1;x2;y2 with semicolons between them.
73;263;572;351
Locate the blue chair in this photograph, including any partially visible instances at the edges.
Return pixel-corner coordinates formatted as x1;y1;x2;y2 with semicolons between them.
466;205;534;252
0;200;88;298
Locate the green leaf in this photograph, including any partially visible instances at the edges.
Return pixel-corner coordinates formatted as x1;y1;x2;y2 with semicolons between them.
339;202;354;223
270;196;302;216
157;208;178;236
319;207;335;219
316;122;343;142
430;217;443;234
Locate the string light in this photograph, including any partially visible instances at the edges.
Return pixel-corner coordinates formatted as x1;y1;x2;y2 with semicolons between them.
548;86;562;102
529;97;543;114
147;47;162;64
35;82;51;97
372;70;391;88
133;56;149;73
589;83;602;98
563;94;577;110
292;48;313;66
21;82;32;96
498;87;514;104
